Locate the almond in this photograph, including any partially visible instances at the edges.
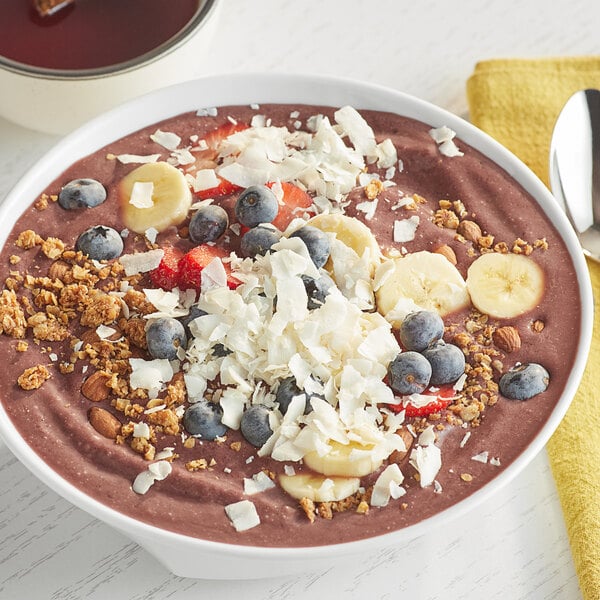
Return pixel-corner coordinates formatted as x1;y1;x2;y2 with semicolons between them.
388;427;414;464
434;244;457;265
457;219;482;242
88;407;121;439
493;326;521;353
81;370;111;402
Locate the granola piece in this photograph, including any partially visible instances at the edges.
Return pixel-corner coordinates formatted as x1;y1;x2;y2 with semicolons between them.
364;178;384;200
118;317;148;349
27;312;70;341
80;291;121;327
17;365;51;390
186;458;208;471
16;340;28;352
433;208;460;229
15;230;43;250
146;408;180;435
130;436;156;461
59;283;89;309
299;497;316;523
41;237;65;260
123;289;156;315
0;289;27;338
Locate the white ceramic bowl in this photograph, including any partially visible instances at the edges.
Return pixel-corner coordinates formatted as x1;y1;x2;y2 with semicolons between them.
0;74;593;579
0;0;220;135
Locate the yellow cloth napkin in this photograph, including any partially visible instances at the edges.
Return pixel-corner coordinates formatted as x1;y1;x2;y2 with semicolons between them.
467;57;600;600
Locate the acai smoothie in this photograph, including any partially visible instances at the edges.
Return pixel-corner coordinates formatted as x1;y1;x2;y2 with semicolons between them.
0;104;579;547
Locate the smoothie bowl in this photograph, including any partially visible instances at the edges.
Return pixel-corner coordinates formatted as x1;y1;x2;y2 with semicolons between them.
0;74;592;579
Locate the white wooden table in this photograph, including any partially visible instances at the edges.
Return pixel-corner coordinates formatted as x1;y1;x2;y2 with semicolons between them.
1;0;597;597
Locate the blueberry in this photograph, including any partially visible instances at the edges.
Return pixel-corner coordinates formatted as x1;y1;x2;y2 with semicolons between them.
240;405;273;447
388;351;432;395
75;225;124;260
275;375;320;415
235;186;279;228
146;317;187;360
240;226;281;258
178;305;207;338
59;178;107;210
499;363;550;400
399;310;444;352
183;400;227;440
188;204;229;244
211;343;231;357
290;225;330;268
301;274;332;309
422;340;465;386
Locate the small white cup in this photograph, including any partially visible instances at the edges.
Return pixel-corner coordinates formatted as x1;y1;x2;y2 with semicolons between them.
0;0;220;135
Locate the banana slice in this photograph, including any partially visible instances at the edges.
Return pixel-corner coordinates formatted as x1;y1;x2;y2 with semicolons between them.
303;440;383;477
375;250;470;325
466;252;544;319
118;162;192;233
308;213;382;271
278;473;360;502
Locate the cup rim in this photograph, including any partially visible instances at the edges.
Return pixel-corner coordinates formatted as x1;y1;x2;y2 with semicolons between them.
0;0;218;80
0;72;593;559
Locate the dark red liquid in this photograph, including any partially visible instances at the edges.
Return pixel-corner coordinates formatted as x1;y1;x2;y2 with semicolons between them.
0;0;202;70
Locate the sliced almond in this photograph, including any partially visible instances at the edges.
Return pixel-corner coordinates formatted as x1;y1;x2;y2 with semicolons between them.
88;407;121;439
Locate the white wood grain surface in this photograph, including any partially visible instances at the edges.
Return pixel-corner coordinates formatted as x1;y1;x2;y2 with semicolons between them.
1;0;598;597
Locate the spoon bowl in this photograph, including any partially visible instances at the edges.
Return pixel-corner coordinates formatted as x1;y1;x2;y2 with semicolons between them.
550;88;600;259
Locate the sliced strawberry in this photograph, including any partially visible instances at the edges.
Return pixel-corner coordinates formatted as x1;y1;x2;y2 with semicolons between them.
388;385;456;417
149;245;184;290
178;245;240;292
267;182;314;230
195;176;242;200
193;121;250;169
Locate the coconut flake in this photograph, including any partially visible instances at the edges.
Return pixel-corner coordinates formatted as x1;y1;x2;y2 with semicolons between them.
459;431;471;448
429;126;464;157
244;471;276;495
116;153;161;164
132;460;172;495
472;451;489;464
409;444;441;488
192;169;220;192
393;216;420;243
119;249;164;276
371;463;405;507
150;129;181;151
129;181;154;208
95;324;118;340
224;500;260;531
133;422;151;438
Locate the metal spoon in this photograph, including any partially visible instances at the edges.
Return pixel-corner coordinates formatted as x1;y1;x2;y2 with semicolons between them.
549;88;600;260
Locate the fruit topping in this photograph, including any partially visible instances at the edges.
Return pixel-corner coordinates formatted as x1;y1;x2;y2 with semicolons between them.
194;177;242;200
303;440;383;477
499;363;550;400
118;161;192;233
183;400;228;440
387;351;432;395
240;405;273;448
145;317;187;360
192;121;250;170
269;182;314;231
278;473;360;502
235;185;279;228
391;385;456;417
178;245;239;292
466;252;545;319
290;225;331;269
275;376;320;415
375;250;470;325
240;226;281;258
75;225;123;260
399;310;445;352
188;204;229;244
149;245;184;290
58;178;107;210
422;340;466;386
301;274;333;310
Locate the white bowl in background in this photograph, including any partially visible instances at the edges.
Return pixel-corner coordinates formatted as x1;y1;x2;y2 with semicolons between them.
0;0;220;135
0;73;593;579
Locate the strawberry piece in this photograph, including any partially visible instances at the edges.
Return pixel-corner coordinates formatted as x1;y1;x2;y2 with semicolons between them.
193;121;250;169
178;245;240;292
149;245;184;290
267;182;314;230
195;176;242;200
388;385;456;417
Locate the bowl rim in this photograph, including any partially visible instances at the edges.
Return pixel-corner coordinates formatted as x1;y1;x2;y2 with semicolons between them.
0;72;593;559
0;0;218;80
